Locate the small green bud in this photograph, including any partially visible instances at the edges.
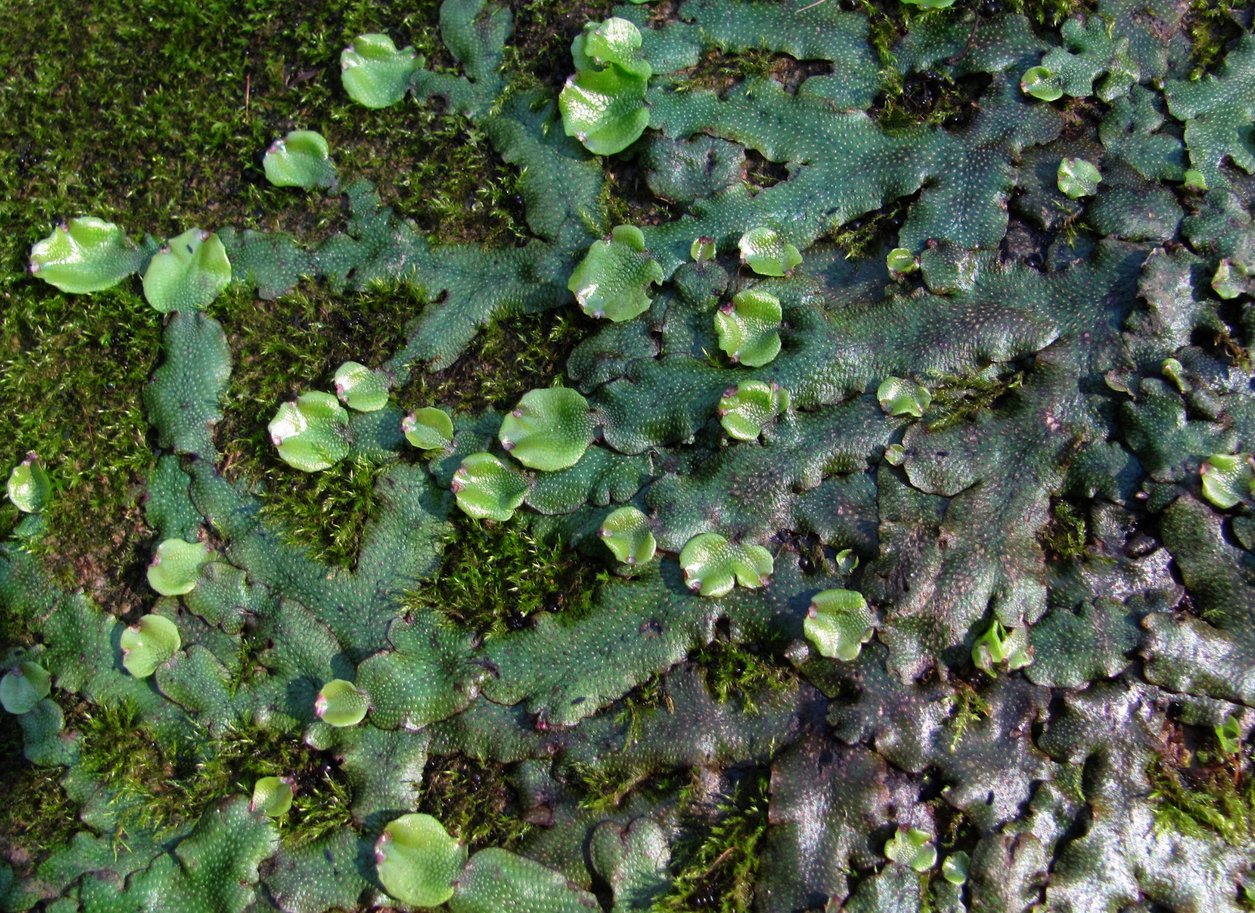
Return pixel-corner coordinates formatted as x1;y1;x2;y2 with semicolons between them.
251;776;295;817
402;407;454;451
6;453;50;514
1020;66;1063;101
315;679;368;727
120;614;182;678
0;661;52;715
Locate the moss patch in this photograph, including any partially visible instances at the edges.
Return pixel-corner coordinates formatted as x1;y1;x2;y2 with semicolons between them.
409;515;606;639
416;753;531;851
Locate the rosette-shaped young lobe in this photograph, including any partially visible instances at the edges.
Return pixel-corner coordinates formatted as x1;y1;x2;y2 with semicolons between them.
0;661;52;715
1200;453;1254;509
28;216;142;293
679;532;774;597
375;813;466;907
718;381;789;441
885;827;937;872
403;407;455;451
267;392;350;472
263;130;338;190
568;225;663;322
147;538;212;596
498;387;595;471
250;777;294;817
340;33;422;109
1057;157;1102;198
877;376;932;418
314;679;368;727
804;589;875;661
6;452;49;514
333;360;389;412
715;289;782;367
738;227;801;276
142;228;231;313
120;615;181;679
452;453;530;521
599;506;656;566
559;18;651;155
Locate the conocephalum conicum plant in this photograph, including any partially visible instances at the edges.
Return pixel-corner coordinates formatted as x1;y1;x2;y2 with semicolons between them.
5;0;1255;910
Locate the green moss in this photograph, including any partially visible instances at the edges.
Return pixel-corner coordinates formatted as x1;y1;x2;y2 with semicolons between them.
0;716;78;871
572;760;690;816
653;768;771;913
617;675;675;749
1042;499;1088;562
926;366;1025;432
501;0;617;92
407;516;606;639
73;701;348;843
415;754;531;851
829;199;909;260
1183;0;1253;79
400;309;588;416
691;637;794;714
1150;760;1254;847
673;47;781;94
0;0;548;615
945;681;991;750
260;458;385;568
1003;0;1091;27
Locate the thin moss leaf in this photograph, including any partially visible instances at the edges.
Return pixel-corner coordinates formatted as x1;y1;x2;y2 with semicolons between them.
738;228;802;277
268;391;350;472
715;289;782;367
885;828;937;872
452;453;530;521
804;589;875;661
877;377;932;418
263;130;337;190
315;679;368;727
599;506;657;566
679;532;774;597
142;228;231;313
375;813;466;907
499;387;595;471
403;407;454;451
147;537;212;596
6;453;50;514
1020;66;1063;101
1200;453;1254;509
120;614;181;678
340;33;421;109
718;380;789;442
28;216;141;294
901;0;956;7
250;777;294;817
971;620;1032;676
0;661;52;715
1057;157;1102;198
568;225;664;321
333;361;389;412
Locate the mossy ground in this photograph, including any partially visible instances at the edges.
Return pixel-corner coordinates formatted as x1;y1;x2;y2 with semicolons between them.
5;0;1255;906
0;0;610;878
